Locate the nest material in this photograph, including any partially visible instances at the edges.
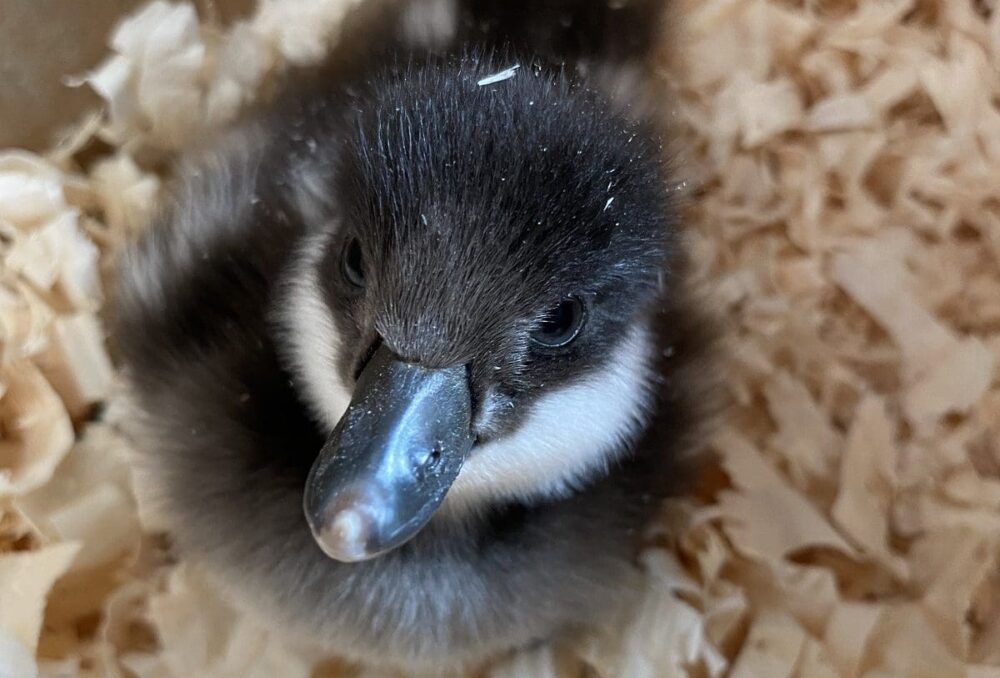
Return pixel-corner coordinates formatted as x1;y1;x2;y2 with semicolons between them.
1;0;999;676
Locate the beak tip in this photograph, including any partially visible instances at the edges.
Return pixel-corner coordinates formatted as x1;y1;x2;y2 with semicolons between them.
312;508;374;563
304;349;474;562
331;508;366;545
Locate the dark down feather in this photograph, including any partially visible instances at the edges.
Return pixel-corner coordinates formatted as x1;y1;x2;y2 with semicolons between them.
113;0;718;671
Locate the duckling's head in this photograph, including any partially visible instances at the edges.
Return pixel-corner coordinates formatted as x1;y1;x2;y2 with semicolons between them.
278;55;676;562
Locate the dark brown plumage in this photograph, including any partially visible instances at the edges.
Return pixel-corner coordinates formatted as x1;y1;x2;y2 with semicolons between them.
113;0;717;671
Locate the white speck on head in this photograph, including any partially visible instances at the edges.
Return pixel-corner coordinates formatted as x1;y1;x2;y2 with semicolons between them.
477;65;520;87
446;324;654;510
604;197;615;212
275;229;352;431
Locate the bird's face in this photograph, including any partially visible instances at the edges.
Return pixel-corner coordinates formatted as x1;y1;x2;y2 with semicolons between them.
278;58;673;562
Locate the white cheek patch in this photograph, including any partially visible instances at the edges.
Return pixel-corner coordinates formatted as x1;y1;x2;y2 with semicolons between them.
447;326;653;509
275;231;352;431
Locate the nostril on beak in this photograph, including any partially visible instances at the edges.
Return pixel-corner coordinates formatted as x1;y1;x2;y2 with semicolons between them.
418;445;442;477
427;446;442;468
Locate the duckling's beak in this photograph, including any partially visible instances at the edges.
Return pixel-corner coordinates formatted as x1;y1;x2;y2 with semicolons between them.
303;344;473;562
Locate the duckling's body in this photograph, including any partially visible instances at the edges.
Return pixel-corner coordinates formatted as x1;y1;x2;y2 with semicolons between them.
115;0;715;671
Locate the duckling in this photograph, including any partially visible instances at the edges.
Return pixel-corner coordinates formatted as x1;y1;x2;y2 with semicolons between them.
113;0;716;671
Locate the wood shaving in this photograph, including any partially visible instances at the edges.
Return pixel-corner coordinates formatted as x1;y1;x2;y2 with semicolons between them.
2;0;1000;675
82;0;361;155
0;362;75;496
823;601;883;677
713;427;856;562
830;395;907;579
0;543;80;653
728;611;805;678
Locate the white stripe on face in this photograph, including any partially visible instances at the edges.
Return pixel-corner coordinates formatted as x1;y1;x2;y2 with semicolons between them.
276;231;352;431
446;324;654;510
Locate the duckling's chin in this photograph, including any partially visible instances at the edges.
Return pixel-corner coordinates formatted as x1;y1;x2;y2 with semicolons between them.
443;324;654;513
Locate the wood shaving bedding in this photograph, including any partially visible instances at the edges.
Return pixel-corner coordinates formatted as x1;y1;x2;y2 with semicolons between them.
0;0;998;676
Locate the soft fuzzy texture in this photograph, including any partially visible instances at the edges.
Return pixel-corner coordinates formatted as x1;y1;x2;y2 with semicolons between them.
108;5;715;666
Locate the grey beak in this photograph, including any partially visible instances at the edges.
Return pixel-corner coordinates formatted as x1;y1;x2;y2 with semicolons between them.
303;345;473;562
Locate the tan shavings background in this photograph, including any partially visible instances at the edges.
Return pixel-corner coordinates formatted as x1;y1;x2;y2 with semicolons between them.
1;0;999;676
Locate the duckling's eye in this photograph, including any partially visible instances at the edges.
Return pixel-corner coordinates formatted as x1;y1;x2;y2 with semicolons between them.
341;237;366;288
531;296;586;348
